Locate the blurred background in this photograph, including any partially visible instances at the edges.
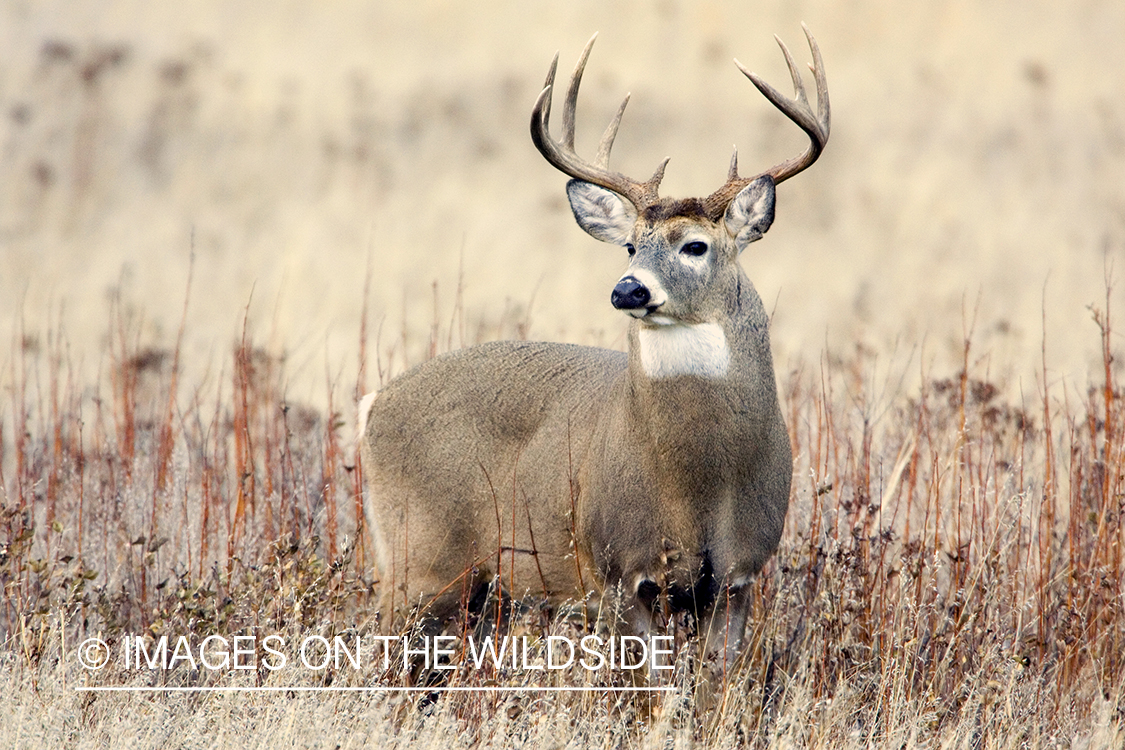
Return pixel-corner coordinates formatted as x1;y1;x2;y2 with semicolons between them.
1;0;1122;406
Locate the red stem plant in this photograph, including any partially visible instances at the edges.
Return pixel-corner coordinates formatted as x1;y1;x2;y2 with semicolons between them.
0;278;1120;744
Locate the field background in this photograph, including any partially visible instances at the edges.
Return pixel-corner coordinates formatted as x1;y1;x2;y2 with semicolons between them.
2;0;1124;747
2;0;1122;399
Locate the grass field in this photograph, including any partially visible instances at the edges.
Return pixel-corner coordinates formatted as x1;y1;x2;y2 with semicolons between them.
2;0;1124;746
1;283;1121;747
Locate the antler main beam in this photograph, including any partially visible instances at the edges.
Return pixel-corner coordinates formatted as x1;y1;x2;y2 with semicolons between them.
532;26;830;218
530;34;668;212
704;24;830;217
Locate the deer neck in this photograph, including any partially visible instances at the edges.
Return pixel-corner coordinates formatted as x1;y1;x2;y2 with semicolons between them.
634;320;732;380
627;272;770;383
622;275;775;432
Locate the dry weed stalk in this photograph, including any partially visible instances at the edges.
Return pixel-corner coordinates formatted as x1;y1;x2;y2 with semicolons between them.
0;282;1121;747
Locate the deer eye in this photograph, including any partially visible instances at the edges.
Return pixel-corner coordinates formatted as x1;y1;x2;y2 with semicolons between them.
680;241;708;257
626;243;636;256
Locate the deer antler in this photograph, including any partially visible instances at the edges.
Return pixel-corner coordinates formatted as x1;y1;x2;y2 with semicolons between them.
703;24;830;218
531;34;669;212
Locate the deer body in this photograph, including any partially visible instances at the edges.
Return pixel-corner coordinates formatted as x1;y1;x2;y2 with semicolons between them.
362;27;828;660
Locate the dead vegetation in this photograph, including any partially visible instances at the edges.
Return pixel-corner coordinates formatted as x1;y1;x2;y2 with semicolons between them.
1;279;1121;748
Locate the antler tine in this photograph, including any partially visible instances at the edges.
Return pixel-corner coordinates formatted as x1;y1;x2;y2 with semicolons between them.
772;33;809;109
806;22;831;137
561;35;598;150
594;94;629;167
530;35;665;210
702;25;830;219
540;52;559;128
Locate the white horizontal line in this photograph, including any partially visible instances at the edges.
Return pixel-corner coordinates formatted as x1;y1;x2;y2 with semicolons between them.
74;685;676;693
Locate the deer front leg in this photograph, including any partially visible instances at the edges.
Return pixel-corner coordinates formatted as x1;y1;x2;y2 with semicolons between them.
700;582;754;672
598;573;660;639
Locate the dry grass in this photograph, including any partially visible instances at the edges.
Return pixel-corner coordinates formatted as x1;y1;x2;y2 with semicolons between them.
1;279;1121;748
2;2;1124;745
4;0;1123;400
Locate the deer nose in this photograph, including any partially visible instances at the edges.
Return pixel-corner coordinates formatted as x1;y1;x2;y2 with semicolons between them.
611;277;651;310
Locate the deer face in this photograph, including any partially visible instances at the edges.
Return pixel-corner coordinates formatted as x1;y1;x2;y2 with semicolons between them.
566;176;776;326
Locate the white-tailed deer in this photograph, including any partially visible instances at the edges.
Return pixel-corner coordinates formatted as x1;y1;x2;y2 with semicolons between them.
360;25;828;663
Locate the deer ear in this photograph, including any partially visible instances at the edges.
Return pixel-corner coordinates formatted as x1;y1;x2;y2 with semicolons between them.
566;180;638;246
723;175;776;253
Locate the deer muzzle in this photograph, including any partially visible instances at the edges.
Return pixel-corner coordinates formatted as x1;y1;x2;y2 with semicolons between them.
611;276;651;311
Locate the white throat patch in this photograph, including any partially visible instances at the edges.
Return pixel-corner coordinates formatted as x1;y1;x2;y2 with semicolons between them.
638;322;731;379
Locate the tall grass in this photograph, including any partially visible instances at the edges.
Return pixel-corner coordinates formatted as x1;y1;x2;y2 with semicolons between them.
0;281;1121;748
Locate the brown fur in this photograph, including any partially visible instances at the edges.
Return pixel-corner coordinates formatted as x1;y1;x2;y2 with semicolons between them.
361;194;791;664
361;28;828;666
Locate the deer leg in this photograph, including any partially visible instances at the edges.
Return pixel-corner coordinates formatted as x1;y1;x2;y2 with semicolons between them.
700;582;753;671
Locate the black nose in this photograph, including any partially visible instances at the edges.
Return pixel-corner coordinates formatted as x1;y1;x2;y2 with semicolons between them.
611;277;650;310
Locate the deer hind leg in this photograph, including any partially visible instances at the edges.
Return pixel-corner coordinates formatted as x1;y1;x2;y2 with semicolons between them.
382;536;488;636
377;556;490;685
365;488;487;636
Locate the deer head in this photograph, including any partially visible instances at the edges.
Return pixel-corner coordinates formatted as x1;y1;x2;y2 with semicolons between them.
531;25;829;333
